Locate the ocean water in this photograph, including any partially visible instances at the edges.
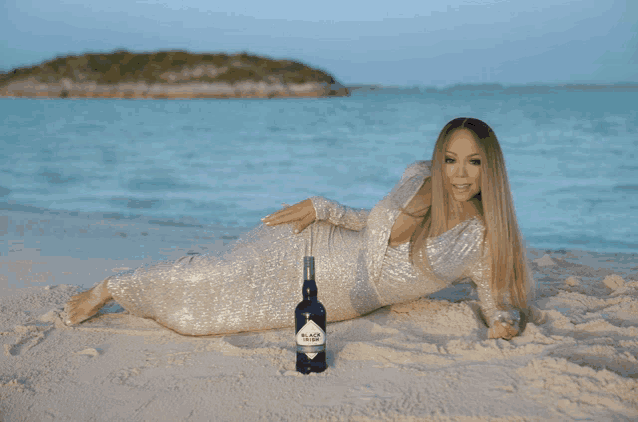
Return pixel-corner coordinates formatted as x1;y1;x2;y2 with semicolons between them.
1;87;637;254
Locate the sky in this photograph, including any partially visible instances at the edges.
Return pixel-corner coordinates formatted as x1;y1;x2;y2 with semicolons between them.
1;0;636;87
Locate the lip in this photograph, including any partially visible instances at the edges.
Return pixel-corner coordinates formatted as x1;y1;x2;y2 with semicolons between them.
453;184;471;192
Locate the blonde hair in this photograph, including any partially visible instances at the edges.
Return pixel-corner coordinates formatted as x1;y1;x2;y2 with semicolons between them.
409;117;534;311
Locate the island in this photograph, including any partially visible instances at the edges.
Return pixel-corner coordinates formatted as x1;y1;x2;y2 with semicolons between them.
0;50;350;99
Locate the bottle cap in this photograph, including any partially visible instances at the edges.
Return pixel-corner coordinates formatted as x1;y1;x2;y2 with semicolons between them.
303;256;315;280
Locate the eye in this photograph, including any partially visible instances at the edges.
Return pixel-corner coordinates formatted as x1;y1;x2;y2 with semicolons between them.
445;157;455;164
471;159;481;165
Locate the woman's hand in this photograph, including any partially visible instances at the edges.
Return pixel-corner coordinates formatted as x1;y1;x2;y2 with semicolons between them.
261;199;317;234
488;321;519;340
488;309;521;340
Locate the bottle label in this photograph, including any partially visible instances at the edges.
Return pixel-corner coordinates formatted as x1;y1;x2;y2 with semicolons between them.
296;319;325;359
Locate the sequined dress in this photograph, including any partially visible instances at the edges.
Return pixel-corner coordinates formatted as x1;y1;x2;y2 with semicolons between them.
107;161;505;336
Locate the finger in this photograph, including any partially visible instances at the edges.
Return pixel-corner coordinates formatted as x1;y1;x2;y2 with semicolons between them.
492;326;503;339
263;203;304;224
488;324;499;339
269;199;314;225
489;327;503;339
262;208;286;219
300;213;315;231
271;210;305;226
262;206;292;221
262;199;314;227
294;220;309;234
502;320;519;333
507;325;519;338
493;323;518;340
276;201;304;217
488;322;510;339
291;212;313;234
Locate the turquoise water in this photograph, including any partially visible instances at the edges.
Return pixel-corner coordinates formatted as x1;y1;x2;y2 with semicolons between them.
1;86;637;253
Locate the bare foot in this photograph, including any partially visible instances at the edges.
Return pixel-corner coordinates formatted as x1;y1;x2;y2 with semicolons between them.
64;279;113;325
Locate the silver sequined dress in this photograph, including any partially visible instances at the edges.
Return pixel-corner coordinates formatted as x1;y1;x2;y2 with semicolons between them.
107;161;505;336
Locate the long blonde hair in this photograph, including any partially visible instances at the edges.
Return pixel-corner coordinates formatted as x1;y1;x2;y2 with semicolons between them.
409;117;533;311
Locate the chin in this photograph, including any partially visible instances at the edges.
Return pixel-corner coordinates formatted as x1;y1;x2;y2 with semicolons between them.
453;194;474;202
451;190;475;201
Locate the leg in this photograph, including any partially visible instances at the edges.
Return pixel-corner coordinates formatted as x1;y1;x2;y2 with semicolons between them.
64;278;113;325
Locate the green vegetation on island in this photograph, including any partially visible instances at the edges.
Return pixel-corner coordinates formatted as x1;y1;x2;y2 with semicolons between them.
0;50;349;98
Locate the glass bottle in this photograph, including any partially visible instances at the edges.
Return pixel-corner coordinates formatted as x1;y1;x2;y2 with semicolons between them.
295;256;327;374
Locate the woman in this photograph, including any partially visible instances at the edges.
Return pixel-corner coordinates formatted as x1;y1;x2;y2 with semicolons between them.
64;117;534;340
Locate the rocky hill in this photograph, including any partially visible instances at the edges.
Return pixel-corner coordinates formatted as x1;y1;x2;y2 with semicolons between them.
0;50;349;99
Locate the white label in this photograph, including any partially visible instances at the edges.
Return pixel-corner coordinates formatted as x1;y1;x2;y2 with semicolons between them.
296;320;325;359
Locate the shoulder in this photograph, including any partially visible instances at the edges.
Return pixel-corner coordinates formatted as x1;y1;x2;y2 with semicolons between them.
401;160;432;181
383;160;432;210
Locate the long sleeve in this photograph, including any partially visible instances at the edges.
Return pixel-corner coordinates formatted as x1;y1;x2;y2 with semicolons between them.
100;157;531;338
309;196;369;231
102;160;446;337
363;161;432;286
308;160;432;233
464;238;521;329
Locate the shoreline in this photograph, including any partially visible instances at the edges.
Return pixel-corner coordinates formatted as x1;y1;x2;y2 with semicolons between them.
0;207;250;291
0;78;349;99
1;206;637;291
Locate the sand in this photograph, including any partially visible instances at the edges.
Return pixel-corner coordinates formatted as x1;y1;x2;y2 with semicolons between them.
1;210;637;421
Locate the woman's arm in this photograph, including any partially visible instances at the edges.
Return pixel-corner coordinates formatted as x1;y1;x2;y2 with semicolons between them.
309;196;369;232
262;197;369;232
263;161;431;235
389;177;431;247
465;242;521;340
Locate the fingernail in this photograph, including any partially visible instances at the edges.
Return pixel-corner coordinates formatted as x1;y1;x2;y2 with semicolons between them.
294;229;299;234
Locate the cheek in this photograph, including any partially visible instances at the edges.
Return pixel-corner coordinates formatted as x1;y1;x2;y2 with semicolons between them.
471;168;481;183
444;166;452;181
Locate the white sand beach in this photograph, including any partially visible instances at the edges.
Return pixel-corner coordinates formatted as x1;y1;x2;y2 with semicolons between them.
1;213;637;421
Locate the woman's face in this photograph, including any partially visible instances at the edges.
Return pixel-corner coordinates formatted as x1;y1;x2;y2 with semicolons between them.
444;129;482;203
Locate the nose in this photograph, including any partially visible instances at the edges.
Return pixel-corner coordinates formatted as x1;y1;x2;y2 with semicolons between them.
453;163;469;177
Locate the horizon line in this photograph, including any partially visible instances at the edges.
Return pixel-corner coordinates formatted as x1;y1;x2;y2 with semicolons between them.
345;81;638;89
1;49;636;90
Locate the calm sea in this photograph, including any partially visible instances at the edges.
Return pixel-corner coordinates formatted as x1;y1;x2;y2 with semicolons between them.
1;86;637;254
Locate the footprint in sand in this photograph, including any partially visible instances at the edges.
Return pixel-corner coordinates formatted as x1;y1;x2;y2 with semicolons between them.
2;324;53;357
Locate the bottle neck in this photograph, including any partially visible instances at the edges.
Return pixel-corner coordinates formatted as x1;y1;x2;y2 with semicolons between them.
302;256;317;300
302;278;318;301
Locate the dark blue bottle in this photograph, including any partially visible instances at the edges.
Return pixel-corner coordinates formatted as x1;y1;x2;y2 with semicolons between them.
295;256;327;374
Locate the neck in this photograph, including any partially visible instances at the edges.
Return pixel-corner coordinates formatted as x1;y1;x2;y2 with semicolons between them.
449;197;483;221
